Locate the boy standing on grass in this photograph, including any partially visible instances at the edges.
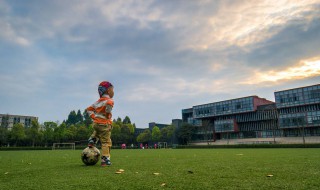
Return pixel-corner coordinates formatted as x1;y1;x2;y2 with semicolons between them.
86;81;114;167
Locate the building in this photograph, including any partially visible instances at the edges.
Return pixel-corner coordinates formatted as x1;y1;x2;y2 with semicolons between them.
184;96;277;141
182;84;320;143
148;122;170;131
134;128;146;137
134;120;182;145
0;114;38;130
182;108;202;126
275;84;320;137
171;119;182;129
135;120;181;138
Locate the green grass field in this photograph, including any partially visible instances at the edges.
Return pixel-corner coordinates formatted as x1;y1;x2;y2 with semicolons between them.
1;148;320;190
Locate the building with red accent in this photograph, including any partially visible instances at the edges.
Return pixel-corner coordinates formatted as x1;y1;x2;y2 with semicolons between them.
182;84;320;143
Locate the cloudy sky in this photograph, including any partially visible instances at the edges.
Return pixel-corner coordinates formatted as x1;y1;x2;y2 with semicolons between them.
1;0;320;128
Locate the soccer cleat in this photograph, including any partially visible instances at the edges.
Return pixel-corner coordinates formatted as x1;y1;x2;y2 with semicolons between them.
101;156;111;167
88;137;97;147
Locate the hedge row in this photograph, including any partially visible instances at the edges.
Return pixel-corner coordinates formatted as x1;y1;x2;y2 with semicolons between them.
0;147;53;151
1;144;320;151
176;143;320;149
0;146;131;151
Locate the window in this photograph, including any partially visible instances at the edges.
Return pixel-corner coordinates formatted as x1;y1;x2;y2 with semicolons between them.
310;89;320;99
13;117;20;124
236;103;242;109
222;105;229;111
25;118;32;127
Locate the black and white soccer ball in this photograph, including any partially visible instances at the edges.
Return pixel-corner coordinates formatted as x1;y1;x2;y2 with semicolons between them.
81;147;100;166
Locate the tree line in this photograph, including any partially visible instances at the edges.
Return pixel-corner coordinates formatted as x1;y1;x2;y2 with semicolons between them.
0;109;198;147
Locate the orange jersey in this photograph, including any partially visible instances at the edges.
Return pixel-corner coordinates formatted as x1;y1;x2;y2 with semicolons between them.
86;94;114;125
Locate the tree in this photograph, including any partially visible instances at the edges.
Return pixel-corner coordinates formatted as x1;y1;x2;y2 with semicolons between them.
126;123;135;134
110;117;135;145
76;110;83;123
137;129;151;143
167;125;176;144
65;125;77;141
43;122;56;147
54;123;67;143
111;123;121;145
66;110;77;126
120;125;131;144
116;117;122;123
160;127;168;142
176;123;195;145
201;119;214;145
83;110;92;127
125;123;135;144
152;126;161;142
10;123;26;146
0;126;9;146
76;126;89;141
26;119;41;147
123;116;131;124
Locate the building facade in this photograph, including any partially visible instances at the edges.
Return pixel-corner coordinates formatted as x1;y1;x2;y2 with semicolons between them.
182;84;320;142
275;84;320;137
134;128;146;137
148;122;170;131
0;114;38;130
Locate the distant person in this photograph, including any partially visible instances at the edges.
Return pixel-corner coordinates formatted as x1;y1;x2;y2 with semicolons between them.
86;81;114;167
121;143;126;149
140;143;143;149
154;143;157;149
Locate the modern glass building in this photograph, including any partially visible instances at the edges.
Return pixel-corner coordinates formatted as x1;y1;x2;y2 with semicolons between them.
275;84;320;137
182;108;202;126
182;84;320;142
183;96;277;140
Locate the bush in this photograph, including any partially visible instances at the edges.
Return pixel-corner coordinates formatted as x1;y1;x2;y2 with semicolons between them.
176;144;320;149
0;147;52;151
0;145;124;151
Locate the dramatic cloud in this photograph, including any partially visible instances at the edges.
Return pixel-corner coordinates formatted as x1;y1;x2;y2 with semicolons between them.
242;57;320;84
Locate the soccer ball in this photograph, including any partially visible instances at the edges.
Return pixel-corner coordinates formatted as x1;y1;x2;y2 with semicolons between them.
81;147;100;166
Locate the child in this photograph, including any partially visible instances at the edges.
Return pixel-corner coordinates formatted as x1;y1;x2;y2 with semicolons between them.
86;81;114;166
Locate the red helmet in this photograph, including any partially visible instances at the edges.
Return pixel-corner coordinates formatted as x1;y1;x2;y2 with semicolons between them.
98;81;113;97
